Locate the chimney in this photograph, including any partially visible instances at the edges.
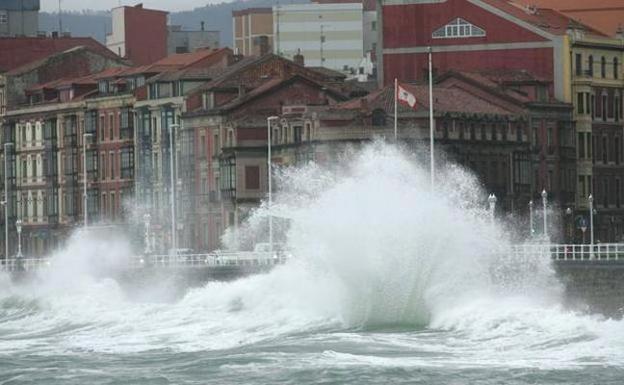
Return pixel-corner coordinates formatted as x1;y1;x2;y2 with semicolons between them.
360;96;369;112
293;48;304;66
252;35;270;56
232;47;243;63
135;3;144;8
201;21;205;31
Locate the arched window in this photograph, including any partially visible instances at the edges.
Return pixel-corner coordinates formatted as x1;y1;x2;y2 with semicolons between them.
372;109;386;126
614;57;619;79
601;56;606;78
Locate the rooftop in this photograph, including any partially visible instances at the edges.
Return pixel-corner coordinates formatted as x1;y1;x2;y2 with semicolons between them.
0;36;120;73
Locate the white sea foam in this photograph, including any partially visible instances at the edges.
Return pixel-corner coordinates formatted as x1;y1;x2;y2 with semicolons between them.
0;141;622;370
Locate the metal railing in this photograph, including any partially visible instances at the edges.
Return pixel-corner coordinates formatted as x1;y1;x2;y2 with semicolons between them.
2;245;624;273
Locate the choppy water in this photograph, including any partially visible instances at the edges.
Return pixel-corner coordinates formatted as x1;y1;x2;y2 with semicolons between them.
1;143;623;384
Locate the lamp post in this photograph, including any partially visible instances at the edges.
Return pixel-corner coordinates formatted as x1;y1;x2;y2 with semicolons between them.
3;142;13;260
529;200;534;238
267;116;279;255
15;219;22;258
488;194;497;223
83;133;92;228
565;207;573;244
169;123;179;257
143;213;151;255
589;194;594;259
542;190;548;240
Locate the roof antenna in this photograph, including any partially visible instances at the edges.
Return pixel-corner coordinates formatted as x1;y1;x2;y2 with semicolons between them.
58;0;63;34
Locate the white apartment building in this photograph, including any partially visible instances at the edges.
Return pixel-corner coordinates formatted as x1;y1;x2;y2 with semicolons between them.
273;3;364;72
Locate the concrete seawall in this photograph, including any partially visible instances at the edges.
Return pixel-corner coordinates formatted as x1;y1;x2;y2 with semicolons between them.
554;260;624;318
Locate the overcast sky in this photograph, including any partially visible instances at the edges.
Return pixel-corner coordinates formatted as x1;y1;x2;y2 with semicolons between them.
41;0;217;13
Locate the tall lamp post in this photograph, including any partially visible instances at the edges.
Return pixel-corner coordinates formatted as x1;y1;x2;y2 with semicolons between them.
267;116;279;255
528;200;534;238
542;190;548;241
565;207;573;243
488;194;497;223
83;133;92;228
143;213;152;255
169;123;179;257
589;194;594;258
3;142;13;260
15;219;22;258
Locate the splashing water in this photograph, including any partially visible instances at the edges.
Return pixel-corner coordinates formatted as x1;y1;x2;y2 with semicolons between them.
0;142;622;384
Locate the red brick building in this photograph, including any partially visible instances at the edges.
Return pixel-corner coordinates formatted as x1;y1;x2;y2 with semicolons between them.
377;0;603;100
106;4;168;66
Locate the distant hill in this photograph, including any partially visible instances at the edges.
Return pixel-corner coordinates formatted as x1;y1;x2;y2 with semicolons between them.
39;0;309;48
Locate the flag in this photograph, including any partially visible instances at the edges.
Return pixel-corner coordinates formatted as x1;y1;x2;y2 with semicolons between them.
397;84;417;108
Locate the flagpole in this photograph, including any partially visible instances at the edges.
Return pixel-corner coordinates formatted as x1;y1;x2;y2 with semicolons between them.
394;78;398;141
428;47;434;192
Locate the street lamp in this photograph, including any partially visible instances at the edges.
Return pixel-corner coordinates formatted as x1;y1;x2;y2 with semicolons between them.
15;219;22;258
565;207;573;244
267;116;279;255
542;190;548;240
487;194;497;223
589;194;594;259
143;213;151;255
83;133;92;228
3;142;13;260
169;123;179;257
529;200;534;238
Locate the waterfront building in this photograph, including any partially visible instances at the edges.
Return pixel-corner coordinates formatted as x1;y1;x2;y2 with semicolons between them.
133;48;233;252
181;53;363;250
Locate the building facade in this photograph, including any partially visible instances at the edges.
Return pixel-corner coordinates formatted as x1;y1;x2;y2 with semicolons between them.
167;24;220;55
106;4;168;65
0;0;39;38
232;8;274;57
273;3;364;72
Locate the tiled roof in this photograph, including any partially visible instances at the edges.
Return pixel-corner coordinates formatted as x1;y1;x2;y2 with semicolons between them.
0;36;121;73
149;48;223;67
511;0;624;36
338;83;515;116
481;0;606;37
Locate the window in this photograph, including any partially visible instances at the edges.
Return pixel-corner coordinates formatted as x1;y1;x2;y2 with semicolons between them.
245;166;260;190
601;56;606;78
616;137;621;165
0;11;7;24
577;93;584;114
121;149;134;179
615;57;619;79
110;152;115;179
575;53;582;76
372;109;386;126
214;133;219;154
432;18;485;38
617;179;622;208
591;94;596;119
588;55;594;76
99;116;105;141
371;21;376;31
602;94;608;121
603;179;609;207
603;136;608;164
578;133;585;158
616;95;621;122
109;114;114;141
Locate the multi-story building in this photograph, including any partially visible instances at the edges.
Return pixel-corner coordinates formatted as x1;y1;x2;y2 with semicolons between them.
182;53;365;251
569;31;624;242
273;3;364;72
167;24;220;55
232;8;274;57
0;0;39;37
106;4;169;65
133;48;233;252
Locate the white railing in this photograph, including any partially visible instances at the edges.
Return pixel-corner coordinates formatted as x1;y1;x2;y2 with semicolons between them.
2;244;624;273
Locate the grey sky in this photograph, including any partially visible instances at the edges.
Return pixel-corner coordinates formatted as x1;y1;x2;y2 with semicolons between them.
41;0;219;13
